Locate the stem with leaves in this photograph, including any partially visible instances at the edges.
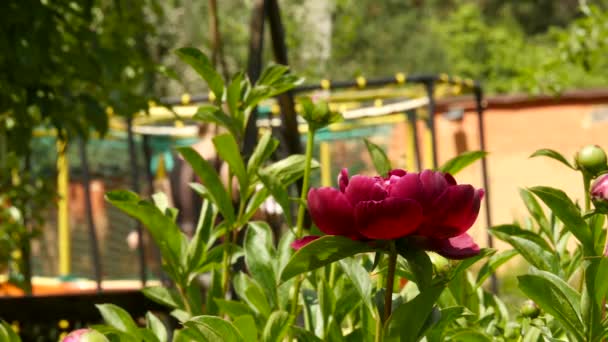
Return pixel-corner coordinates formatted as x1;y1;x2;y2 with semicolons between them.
375;242;397;342
290;129;316;317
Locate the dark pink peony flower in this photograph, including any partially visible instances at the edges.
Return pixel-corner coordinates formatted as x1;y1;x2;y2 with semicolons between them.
293;168;484;259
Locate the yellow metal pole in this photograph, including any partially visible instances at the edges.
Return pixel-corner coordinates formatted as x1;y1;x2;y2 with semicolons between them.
320;141;332;186
57;138;70;276
405;117;416;171
423;122;435;170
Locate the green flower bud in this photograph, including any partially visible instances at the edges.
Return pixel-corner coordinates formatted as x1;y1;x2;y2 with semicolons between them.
520;300;540;318
62;329;109;342
299;97;343;131
575;145;608;176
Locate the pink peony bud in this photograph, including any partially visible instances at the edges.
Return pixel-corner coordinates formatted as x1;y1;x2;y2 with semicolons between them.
62;329;108;342
591;173;608;214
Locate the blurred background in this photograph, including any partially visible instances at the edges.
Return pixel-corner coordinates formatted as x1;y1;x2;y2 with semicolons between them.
2;0;608;320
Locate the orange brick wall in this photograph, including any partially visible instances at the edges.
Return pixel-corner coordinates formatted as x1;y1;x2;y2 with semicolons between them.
386;103;608;248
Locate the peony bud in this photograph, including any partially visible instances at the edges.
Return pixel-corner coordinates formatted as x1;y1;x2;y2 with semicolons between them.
591;173;608;213
520;300;540;318
62;329;109;342
575;145;607;176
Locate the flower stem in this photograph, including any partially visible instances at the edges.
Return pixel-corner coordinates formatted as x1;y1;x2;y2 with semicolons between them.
295;129;315;237
384;243;398;321
583;173;591;212
290;129;316;317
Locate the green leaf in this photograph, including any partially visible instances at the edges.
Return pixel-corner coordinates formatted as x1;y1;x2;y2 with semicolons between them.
425;306;465;341
146;312;168;342
384;284;445;342
226;72;245;123
142;286;184;310
0;321;21;342
187;200;216;276
449;248;495;280
290;326;324;342
261;310;290;342
184;316;243;342
518;271;585;341
490;225;559;273
439;151;488;175
205;269;223;316
233;273;271;318
262;154;320;186
529;186;591;250
519;188;551;238
245;221;278;307
214;299;256;319
449;329;493;342
175;48;224;99
213;134;248;196
257;169;292;227
340;257;374;316
96;304;140;337
364;139;391;176
395;243;433;289
177;146;235;223
476;249;518;287
280;235;376;282
233;315;258;341
247;131;279;178
594;257;608;306
194;106;242;139
530;148;575;169
105;191;185;280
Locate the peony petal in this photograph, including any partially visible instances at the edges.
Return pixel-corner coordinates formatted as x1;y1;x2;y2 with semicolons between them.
388;169;407;177
428;234;480;259
307;188;358;238
443;172;457;185
344;175;388;205
419;170;450;202
338;168;349;193
355;198;423;240
420;184;480;239
389;173;424;201
291;236;321;250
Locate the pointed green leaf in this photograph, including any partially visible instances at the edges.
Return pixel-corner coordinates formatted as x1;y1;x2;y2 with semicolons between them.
530;148;575;169
175;48;224;100
214;299;256;319
244;222;278;307
247;131;279;177
395;243;433;289
518;271;584;340
475;249;518;287
384;284;446;342
185;316;243;342
261;310;290;342
364;139;391;176
257;170;292;227
146;312;168;342
529;186;591;250
450;248;495;279
0;321;21;342
262;154;320;186
439;151;488;175
233;315;258;341
213;133;247;194
96;304;140;337
519;188;551;238
490;225;558;273
233;273;271;318
187;200;216;275
194;106;242;139
340;257;374;315
177;146;235;223
142;286;184;310
105;191;185;278
280;236;376;282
